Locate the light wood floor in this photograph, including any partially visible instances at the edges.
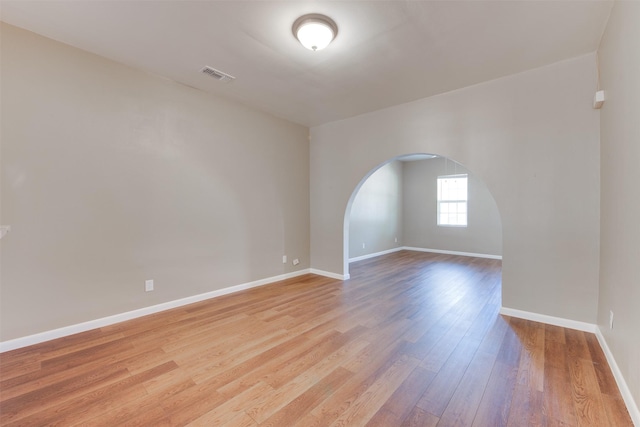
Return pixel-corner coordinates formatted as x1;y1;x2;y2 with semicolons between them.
0;251;633;426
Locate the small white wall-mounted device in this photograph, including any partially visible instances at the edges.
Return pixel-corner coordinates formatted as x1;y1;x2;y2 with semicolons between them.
0;226;10;239
593;90;605;109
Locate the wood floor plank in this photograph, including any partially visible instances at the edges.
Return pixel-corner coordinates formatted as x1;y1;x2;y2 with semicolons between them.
511;317;546;392
113;405;172;427
76;384;163;427
161;380;228;426
327;354;421;427
0;362;130;424
243;338;376;425
506;383;546;427
259;367;353;427
221;328;342;396
0;251;632;427
222;411;259;427
38;331;127;361
439;339;508;427
0;353;41;383
544;336;578;426
189;331;312;386
565;329;591;362
601;393;634;427
4;361;175;427
185;381;273;426
302;340;412;426
583;333;621;397
142;365;196;401
365;366;437;426
416;314;509;417
401;407;440;427
262;326;369;390
567;357;610;426
472;360;519;427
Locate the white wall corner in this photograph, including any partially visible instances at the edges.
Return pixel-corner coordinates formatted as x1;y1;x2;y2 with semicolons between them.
348;247;404;263
309;268;349;280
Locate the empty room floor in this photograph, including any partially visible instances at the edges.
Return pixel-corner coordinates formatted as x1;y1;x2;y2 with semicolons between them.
0;251;633;426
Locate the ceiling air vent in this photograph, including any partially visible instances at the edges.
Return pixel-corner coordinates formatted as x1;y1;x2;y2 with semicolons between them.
201;66;235;83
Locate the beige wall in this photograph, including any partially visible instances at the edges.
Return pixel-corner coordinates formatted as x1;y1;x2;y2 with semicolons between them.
311;53;601;323
0;24;310;341
597;0;640;412
403;157;502;256
348;160;403;259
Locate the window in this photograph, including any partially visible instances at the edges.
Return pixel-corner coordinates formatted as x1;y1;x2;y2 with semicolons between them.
437;174;468;227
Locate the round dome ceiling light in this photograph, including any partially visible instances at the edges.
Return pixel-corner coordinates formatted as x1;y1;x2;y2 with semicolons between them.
292;14;338;51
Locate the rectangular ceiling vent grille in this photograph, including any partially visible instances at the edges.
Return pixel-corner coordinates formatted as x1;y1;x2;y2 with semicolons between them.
201;66;235;83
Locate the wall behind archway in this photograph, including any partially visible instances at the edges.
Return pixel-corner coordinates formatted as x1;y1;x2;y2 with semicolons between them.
348;160;404;261
403;156;502;256
310;53;600;323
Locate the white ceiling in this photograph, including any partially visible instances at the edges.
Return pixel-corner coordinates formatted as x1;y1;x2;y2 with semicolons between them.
0;1;612;127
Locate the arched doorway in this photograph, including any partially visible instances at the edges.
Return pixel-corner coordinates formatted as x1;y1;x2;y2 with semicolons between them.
343;153;502;277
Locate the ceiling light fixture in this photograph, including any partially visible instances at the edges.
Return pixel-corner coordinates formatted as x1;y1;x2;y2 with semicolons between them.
292;14;338;51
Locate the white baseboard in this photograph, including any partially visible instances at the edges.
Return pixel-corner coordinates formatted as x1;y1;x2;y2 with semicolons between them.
349;247;403;263
499;307;597;333
595;327;640;426
0;269;312;353
403;246;502;260
309;268;350;280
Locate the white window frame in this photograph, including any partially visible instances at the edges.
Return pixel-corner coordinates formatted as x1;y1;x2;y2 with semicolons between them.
437;174;468;227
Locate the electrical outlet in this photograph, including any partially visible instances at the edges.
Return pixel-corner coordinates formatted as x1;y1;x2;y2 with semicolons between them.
362;243;365;249
292;258;299;266
145;279;154;292
394;237;398;243
609;310;614;329
282;255;287;264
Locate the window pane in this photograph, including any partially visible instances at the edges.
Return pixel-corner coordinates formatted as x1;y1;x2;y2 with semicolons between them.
437;175;468;202
441;183;449;200
437;174;468;226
